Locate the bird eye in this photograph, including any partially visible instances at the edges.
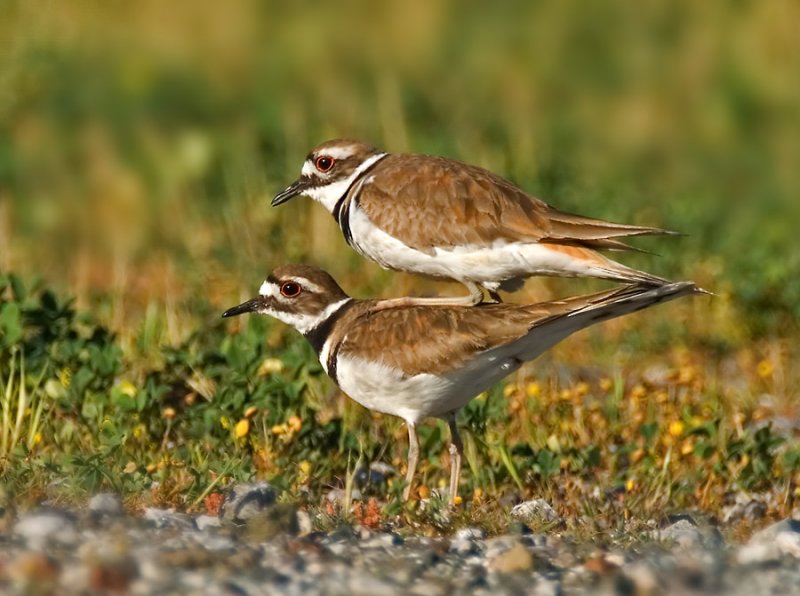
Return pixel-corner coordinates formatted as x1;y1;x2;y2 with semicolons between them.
280;281;302;298
315;156;335;172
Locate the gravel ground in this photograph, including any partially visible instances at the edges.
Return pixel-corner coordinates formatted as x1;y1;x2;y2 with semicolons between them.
2;485;800;595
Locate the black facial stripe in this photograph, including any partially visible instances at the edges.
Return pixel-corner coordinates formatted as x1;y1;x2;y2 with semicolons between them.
302;299;356;385
327;338;343;386
332;154;387;247
339;199;355;248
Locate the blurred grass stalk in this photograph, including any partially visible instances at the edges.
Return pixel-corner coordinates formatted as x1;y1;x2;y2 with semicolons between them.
0;349;47;462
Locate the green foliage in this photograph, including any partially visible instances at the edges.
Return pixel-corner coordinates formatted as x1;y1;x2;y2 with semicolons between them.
0;273;797;530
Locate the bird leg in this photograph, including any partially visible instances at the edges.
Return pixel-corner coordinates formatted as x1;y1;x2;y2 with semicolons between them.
373;281;484;310
403;422;419;501
447;414;463;505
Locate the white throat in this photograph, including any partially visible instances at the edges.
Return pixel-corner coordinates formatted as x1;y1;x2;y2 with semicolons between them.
262;297;351;335
304;153;388;212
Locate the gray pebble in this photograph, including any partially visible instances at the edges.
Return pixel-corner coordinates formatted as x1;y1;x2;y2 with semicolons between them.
220;482;278;523
723;493;768;524
455;527;487;541
15;509;79;548
450;527;486;555
7;490;800;594
362;532;404;549
195;514;222;531
655;519;704;550
88;493;123;518
511;499;559;524
737;519;800;565
143;507;196;530
326;488;363;503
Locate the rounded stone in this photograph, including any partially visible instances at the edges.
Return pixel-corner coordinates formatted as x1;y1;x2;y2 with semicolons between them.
219;482;279;524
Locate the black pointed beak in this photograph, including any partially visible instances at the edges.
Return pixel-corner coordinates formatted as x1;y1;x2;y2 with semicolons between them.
272;178;311;206
222;298;262;318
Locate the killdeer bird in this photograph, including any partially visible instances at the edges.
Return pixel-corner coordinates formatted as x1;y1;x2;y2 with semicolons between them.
272;140;677;305
223;264;702;503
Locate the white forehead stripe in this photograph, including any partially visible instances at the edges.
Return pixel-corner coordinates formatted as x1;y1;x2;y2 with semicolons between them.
291;277;324;294
259;280;279;297
321;145;362;160
259;277;324;297
301;146;380;177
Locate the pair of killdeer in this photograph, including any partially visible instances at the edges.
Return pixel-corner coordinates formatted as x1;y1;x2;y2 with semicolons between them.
224;140;703;502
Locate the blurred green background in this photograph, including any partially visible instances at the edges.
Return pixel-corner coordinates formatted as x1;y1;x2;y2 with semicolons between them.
1;0;798;344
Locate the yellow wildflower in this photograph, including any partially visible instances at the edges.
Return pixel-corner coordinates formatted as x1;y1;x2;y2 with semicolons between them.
119;380;137;397
163;407;176;420
287;415;302;432
244;406;258;418
59;367;72;388
668;420;685;437
258;358;284;376
526;382;541;397
677;366;695;385
235;418;250;438
756;359;774;379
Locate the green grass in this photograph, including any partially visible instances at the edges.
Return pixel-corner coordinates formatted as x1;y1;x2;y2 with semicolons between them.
0;1;799;539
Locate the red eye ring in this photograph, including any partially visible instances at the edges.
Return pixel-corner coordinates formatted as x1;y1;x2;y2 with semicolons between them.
315;155;335;172
280;281;302;298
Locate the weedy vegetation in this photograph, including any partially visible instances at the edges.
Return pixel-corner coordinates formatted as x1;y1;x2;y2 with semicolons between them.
0;273;798;540
1;1;799;542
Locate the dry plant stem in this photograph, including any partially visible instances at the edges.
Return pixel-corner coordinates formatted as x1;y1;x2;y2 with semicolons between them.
0;351;16;457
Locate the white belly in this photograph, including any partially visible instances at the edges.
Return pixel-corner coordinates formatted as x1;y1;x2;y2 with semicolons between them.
348;206;601;285
334;355;468;423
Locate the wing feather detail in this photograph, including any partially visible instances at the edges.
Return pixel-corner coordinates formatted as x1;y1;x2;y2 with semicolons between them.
356;154;676;252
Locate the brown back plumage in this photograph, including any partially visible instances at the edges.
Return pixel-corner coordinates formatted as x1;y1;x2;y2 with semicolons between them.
334;283;697;376
354;153;673;253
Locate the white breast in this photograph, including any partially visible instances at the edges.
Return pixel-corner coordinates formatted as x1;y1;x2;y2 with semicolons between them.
333;355;463;424
328;331;552;423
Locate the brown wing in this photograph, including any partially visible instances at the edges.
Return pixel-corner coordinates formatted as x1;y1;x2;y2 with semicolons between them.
337;288;634;377
357;154;674;253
